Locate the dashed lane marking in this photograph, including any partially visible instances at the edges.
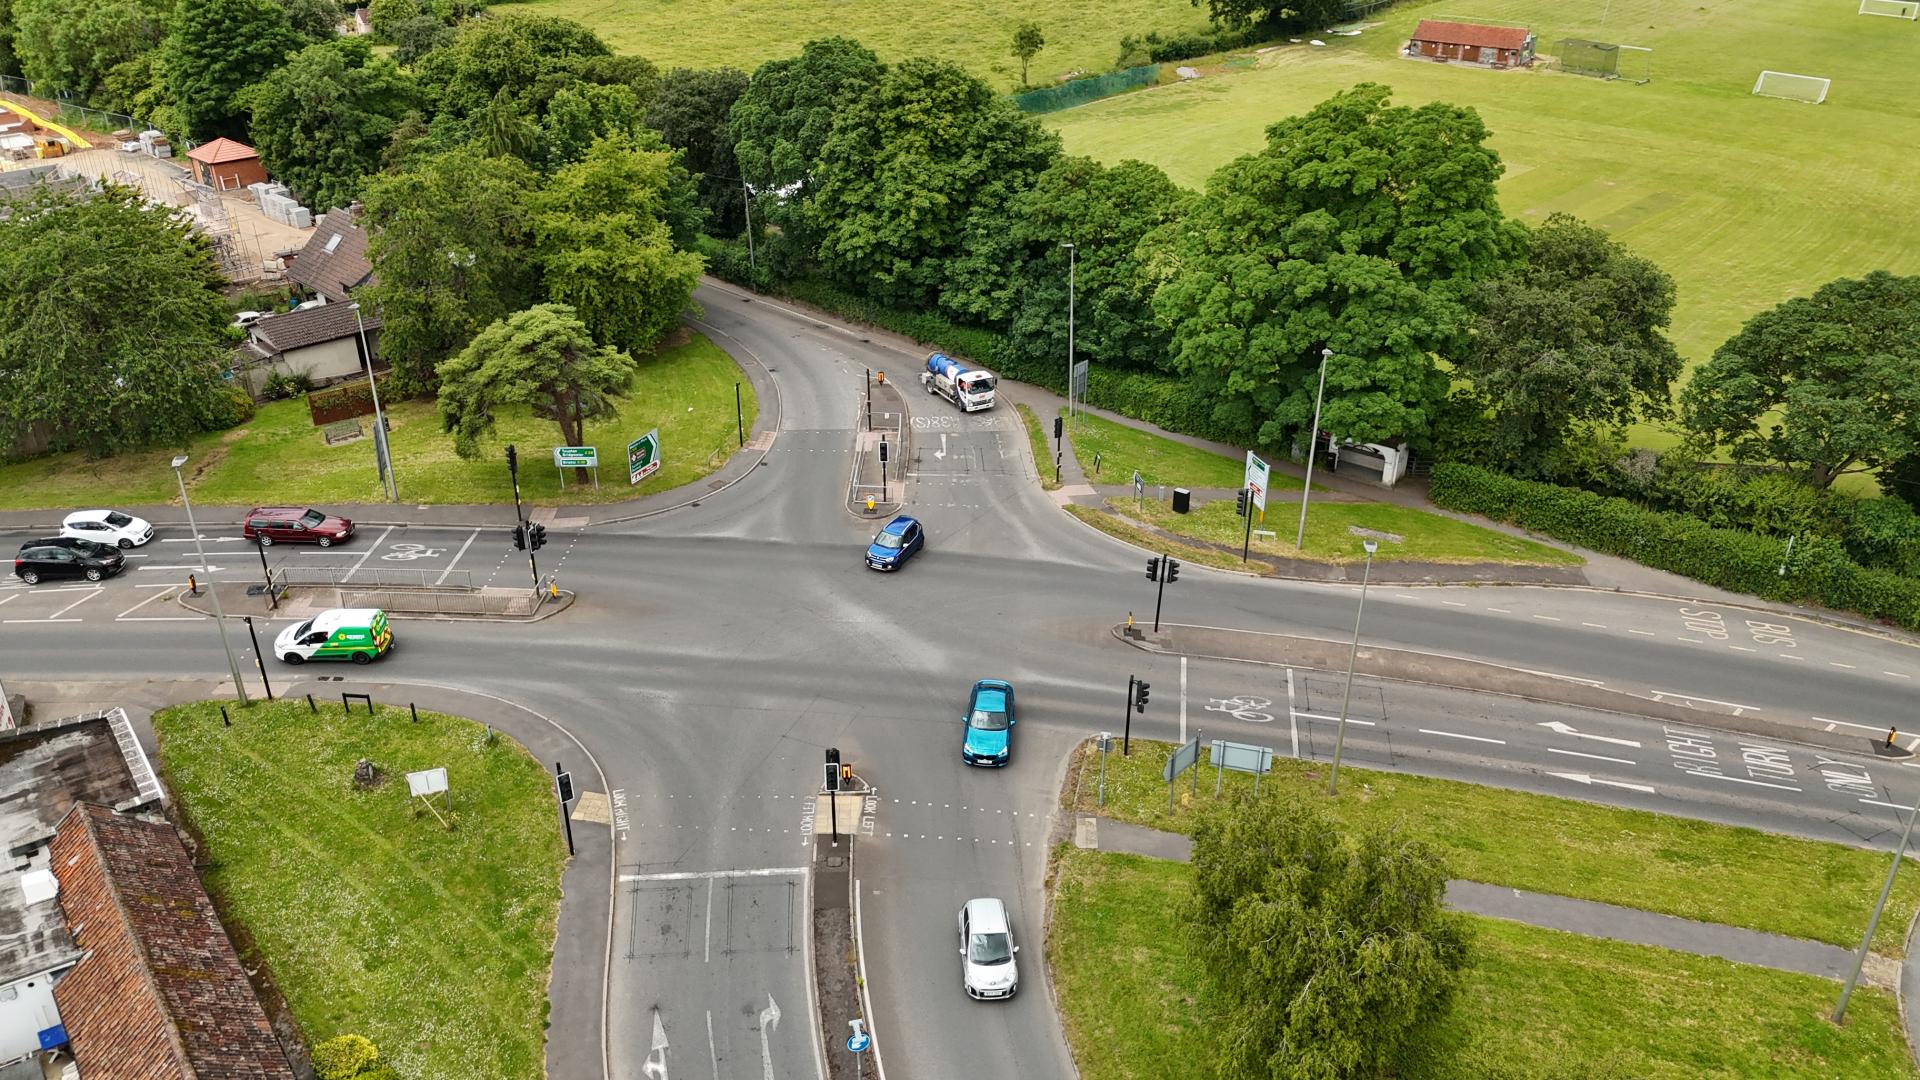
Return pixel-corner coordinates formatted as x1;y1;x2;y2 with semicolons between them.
1629;629;1656;636
1419;728;1505;745
1582;622;1608;628
1532;614;1561;622
1441;600;1466;607
1832;662;1857;669
1547;747;1636;766
1887;672;1911;679
1486;607;1511;614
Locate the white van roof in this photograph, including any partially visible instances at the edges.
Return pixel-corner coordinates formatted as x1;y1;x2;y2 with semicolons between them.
309;608;383;631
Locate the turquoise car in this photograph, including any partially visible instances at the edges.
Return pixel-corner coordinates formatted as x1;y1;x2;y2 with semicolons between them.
961;679;1015;766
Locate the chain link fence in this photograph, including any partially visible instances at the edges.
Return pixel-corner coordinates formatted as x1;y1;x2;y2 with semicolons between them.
1014;65;1162;114
0;72;188;149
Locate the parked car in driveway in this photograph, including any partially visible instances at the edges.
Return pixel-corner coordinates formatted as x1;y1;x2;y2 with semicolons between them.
957;897;1019;999
243;507;354;547
961;679;1016;766
60;509;153;548
865;515;924;571
14;540;125;584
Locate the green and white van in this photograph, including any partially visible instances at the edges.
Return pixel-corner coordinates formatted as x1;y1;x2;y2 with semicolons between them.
274;608;393;665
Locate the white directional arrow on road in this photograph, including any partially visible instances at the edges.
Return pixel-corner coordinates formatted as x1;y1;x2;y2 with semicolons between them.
758;994;781;1080
643;1009;670;1080
1538;721;1641;748
1551;771;1657;794
935;433;948;460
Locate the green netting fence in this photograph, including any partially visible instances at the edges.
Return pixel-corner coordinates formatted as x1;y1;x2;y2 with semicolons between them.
1013;65;1161;114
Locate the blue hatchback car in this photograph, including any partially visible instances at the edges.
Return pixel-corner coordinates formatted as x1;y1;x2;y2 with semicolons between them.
961;679;1016;766
866;515;924;571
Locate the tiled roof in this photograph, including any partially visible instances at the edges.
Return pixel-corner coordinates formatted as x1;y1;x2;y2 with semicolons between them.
285;209;373;302
1411;19;1532;50
52;804;294;1078
185;137;259;165
250;302;381;354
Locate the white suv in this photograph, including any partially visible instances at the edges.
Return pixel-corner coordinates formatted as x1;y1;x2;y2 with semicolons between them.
958;897;1019;1000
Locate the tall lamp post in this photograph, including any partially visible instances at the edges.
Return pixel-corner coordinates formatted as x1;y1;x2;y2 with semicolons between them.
1062;241;1076;423
1326;538;1378;796
1296;346;1332;550
172;455;248;705
349;301;396;502
1834;792;1920;1022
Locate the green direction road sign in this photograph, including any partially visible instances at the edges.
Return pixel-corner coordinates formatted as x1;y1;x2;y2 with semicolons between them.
554;446;597;469
1245;452;1270;513
627;429;661;485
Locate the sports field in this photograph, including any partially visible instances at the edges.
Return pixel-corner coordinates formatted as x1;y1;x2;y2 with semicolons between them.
1045;0;1920;446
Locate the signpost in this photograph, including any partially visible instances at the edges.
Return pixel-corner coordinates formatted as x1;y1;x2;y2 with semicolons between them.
1163;736;1201;811
1133;469;1144;512
627;429;661;485
847;1019;871;1054
406;767;452;829
1071;359;1089;415
554;763;576;855
1210;739;1275;795
1244;452;1270;512
554;446;599;492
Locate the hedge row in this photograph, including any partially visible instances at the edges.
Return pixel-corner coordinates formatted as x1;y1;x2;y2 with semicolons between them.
1430;463;1920;630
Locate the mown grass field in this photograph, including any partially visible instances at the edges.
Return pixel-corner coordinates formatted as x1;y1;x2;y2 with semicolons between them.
1112;493;1580;565
0;330;753;510
1052;849;1918;1080
1067;738;1920;955
1063;409;1306;492
1045;0;1920;449
153;700;566;1079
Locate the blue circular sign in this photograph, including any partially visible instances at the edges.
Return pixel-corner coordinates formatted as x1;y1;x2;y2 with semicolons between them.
847;1033;871;1053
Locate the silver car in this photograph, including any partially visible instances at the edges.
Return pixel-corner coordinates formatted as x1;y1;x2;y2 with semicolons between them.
958;897;1019;1000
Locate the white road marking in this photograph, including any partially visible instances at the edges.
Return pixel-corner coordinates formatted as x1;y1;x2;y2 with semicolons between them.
1649;690;1760;715
1295;710;1375;726
1395;593;1419;600
1537;721;1641;748
1629;629;1656;636
619;866;810;882
46;589;104;618
1831;662;1857;669
1551;771;1656;794
1547;747;1637;766
435;528;480;586
1697;772;1802;793
1532;614;1561;622
1780;654;1805;661
1886;672;1912;680
1677;636;1705;644
1286;668;1299;760
644;1009;670;1080
1811;716;1893;734
707;1011;719;1080
139;564;228;572
704;878;713;963
1581;622;1607;628
1728;645;1755;652
1486;607;1511;613
1859;798;1920;811
1441;600;1466;607
117;588;184;620
0;595;15;608
1419;728;1505;744
1179;656;1187;744
342;526;395;582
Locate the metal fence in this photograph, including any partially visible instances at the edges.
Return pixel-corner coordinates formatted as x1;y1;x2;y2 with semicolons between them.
340;588;537;617
275;567;475;590
0;73;186;149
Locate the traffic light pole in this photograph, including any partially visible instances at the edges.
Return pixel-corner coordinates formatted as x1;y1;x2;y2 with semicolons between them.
1122;675;1135;757
505;445;539;587
1153;557;1168;633
1242;487;1253;563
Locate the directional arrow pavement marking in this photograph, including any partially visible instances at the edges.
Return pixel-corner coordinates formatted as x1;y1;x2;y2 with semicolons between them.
1537;721;1642;748
1551;771;1657;795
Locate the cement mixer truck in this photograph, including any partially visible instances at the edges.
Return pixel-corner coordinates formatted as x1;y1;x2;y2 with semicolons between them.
922;352;997;413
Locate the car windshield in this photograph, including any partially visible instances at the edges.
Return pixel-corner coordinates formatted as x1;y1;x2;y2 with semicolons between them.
104;512;132;527
874;532;905;550
71;540;110;556
299;510;327;527
291;619;313;639
968;932;1012;965
969;709;1009;731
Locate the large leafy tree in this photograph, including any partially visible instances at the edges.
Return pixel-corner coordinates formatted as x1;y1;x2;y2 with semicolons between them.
1147;83;1523;447
275;0;343;42
361;147;541;393
246;39;415;211
413;13;614;129
1457;212;1681;474
730;37;882;199
0;184;234;456
541;81;646;167
1010;21;1043;87
436;303;637;458
1681;271;1920;491
1186;793;1470;1079
162;0;304;140
11;0;169;98
807;56;1059;308
534;136;705;355
1195;0;1346;32
645;66;749;236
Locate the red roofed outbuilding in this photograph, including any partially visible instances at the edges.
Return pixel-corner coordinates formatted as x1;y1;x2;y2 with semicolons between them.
1406;19;1536;69
184;137;269;191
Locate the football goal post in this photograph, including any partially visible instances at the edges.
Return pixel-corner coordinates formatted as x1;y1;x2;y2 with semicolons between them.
1859;0;1919;19
1752;70;1829;103
1556;39;1652;83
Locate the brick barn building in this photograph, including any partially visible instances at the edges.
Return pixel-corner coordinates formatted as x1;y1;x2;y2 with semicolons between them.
1405;20;1536;69
184;137;269;191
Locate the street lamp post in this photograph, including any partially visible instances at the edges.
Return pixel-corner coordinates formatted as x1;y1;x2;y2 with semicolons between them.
1062;242;1076;423
1326;538;1378;796
1296;347;1332;550
350;302;396;502
172;455;248;705
1834;792;1920;1022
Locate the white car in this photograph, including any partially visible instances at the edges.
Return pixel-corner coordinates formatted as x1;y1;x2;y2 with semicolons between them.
233;310;269;328
958;897;1019;1000
61;509;154;549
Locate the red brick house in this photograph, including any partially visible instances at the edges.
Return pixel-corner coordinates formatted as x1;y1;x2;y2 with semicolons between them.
1406;19;1536;69
184;137;269;191
49;803;294;1079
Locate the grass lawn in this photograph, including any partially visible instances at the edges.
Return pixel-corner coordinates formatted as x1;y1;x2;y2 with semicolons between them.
1065;503;1275;576
1111;494;1581;566
1015;403;1061;490
1045;0;1920;450
492;0;1213;94
1051;849;1917;1080
0;330;754;510
1063;409;1304;492
153;699;566;1079
1067;739;1920;955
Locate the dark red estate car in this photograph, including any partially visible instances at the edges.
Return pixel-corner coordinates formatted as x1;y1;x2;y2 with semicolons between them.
242;506;355;547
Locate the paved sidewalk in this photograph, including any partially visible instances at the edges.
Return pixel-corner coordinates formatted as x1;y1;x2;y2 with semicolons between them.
1081;816;1895;990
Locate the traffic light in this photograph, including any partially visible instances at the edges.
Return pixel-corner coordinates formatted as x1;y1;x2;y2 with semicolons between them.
825;747;842;793
1236;488;1250;517
511;523;526;550
505;443;518;474
1052;416;1064;441
528;522;548;551
1133;680;1151;713
1145;556;1161;582
1164;559;1181;584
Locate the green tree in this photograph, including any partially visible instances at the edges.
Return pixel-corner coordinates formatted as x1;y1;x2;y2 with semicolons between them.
364;0;416;41
245;39;416;210
1458;212;1681;474
361;147;542;393
276;0;344;42
413;13;612;125
1010;21;1044;87
0;184;235;457
11;0;169;98
481;84;536;160
645;66;749;235
389;13;452;64
541;81;645;167
533;135;705;354
436;303;638;459
730;37;882;198
0;0;18;78
1185;793;1471;1079
1193;0;1346;32
1147;83;1523;448
1681;271;1920;491
162;0;304;140
807;56;1059;308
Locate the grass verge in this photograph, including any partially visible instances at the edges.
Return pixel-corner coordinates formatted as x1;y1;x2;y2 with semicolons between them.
1063;409;1301;493
1064;503;1272;576
1116;494;1581;565
0;329;755;510
1066;739;1920;955
153;699;566;1079
1051;848;1917;1080
1015;403;1061;490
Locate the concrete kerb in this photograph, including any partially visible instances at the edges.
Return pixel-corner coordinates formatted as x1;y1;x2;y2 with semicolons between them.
174;581;578;623
1119;621;1908;760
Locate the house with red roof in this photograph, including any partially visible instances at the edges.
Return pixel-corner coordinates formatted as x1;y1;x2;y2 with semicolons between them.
184;137;269;191
1406;19;1536;69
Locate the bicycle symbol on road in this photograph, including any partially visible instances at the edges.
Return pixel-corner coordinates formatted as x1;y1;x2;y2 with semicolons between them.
1204;695;1276;723
381;543;446;561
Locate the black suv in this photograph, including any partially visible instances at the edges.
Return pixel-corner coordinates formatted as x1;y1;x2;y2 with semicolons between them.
14;538;125;584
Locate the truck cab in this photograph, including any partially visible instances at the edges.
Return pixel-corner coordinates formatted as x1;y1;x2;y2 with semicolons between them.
922;352;997;413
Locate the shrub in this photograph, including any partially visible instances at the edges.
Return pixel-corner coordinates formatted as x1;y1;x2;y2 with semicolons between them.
1116;26;1273;67
263;370;315;400
312;1034;380;1080
693;234;772;293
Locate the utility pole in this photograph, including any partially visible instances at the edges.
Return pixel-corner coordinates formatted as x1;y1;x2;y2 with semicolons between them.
172;455;248;705
1834;792;1920;1022
1062;242;1076;423
1327;539;1379;796
1296;347;1331;550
